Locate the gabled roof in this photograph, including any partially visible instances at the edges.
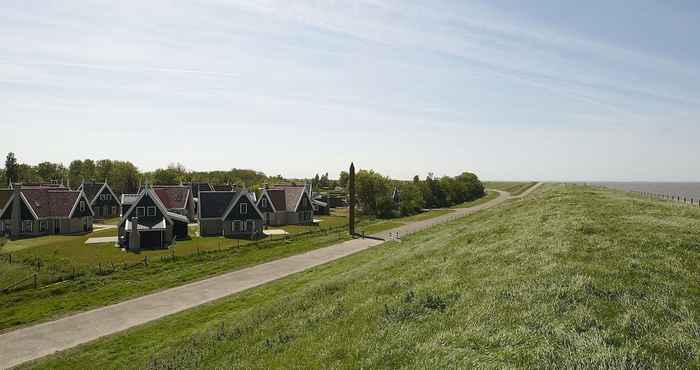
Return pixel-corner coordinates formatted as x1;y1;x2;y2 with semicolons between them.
152;186;190;210
185;182;214;197
266;185;311;212
79;181;103;203
119;186;173;228
17;188;93;219
212;184;234;192
199;191;238;219
80;181;120;205
257;191;277;213
221;190;265;221
0;189;12;213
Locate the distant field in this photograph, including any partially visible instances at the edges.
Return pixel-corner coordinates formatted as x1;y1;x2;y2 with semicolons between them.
484;181;538;196
23;184;700;369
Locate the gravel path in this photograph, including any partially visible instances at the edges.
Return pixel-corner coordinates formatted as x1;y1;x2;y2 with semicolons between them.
0;185;540;369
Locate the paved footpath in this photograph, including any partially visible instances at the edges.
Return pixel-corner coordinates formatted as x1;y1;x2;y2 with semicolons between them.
0;184;540;369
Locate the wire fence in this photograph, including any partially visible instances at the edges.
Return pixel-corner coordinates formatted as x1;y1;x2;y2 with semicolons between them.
632;191;700;207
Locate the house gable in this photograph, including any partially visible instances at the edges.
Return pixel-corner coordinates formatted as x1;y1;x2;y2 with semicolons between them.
223;193;263;221
295;192;314;212
257;192;276;213
120;189;172;228
69;192;95;218
91;183;120;209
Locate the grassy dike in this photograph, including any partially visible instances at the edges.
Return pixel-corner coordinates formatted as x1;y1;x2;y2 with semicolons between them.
19;184;700;369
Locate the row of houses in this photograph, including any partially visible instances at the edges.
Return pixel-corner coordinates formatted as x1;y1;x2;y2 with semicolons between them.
1;180;322;250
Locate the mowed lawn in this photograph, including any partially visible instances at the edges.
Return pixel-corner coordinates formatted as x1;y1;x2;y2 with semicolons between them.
20;184;700;369
484;181;538;196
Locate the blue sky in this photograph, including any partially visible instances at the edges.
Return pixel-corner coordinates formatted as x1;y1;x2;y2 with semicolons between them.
2;0;699;181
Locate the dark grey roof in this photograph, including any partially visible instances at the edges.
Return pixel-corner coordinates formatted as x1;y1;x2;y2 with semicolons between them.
80;181;103;202
199;191;237;219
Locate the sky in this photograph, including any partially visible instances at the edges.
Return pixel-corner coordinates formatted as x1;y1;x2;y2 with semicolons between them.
2;0;700;181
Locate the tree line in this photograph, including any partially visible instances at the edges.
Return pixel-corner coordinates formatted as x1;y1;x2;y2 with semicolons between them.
345;168;485;218
1;153;271;196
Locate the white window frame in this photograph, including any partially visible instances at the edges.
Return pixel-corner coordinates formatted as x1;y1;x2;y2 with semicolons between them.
242;220;248;231
39;221;47;233
22;220;33;233
246;220;254;232
136;207;145;217
240;203;247;214
79;201;86;212
147;206;156;217
261;198;268;208
233;220;242;232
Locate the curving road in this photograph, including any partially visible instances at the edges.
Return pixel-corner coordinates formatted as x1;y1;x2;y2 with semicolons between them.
0;184;541;369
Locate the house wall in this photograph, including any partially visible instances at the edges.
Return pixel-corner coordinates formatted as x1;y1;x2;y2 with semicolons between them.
199;219;223;236
222;219;263;238
92;189;120;218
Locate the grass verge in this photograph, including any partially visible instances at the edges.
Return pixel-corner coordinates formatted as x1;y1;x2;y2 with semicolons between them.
19;184;700;369
484;181;538;196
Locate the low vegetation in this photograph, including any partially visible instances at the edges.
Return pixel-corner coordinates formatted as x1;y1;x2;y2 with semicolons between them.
453;189;499;208
21;184;700;369
484;181;538;196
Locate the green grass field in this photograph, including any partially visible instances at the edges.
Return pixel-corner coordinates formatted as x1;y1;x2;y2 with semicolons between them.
0;210;407;332
484;181;538;196
20;184;700;369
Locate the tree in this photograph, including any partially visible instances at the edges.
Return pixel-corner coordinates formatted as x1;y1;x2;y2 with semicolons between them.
81;159;96;181
355;169;393;218
5;152;18;185
35;161;64;182
68;160;83;188
319;173;330;188
398;182;424;216
338;171;349;189
152;168;180;185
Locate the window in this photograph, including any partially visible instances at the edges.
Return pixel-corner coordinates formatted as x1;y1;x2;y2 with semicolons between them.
242;220;248;231
104;194;110;201
302;197;308;207
261;198;268;208
22;220;33;233
147;206;156;216
136;207;145;217
246;220;254;232
79;201;86;212
240;203;248;214
233;221;242;232
39;221;47;233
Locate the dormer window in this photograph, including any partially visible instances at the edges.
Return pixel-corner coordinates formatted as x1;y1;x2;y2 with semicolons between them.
79;201;86;212
240;203;248;214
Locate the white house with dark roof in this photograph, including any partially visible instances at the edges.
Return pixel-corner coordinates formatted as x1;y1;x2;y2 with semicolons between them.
256;184;314;226
198;189;264;238
0;186;94;238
